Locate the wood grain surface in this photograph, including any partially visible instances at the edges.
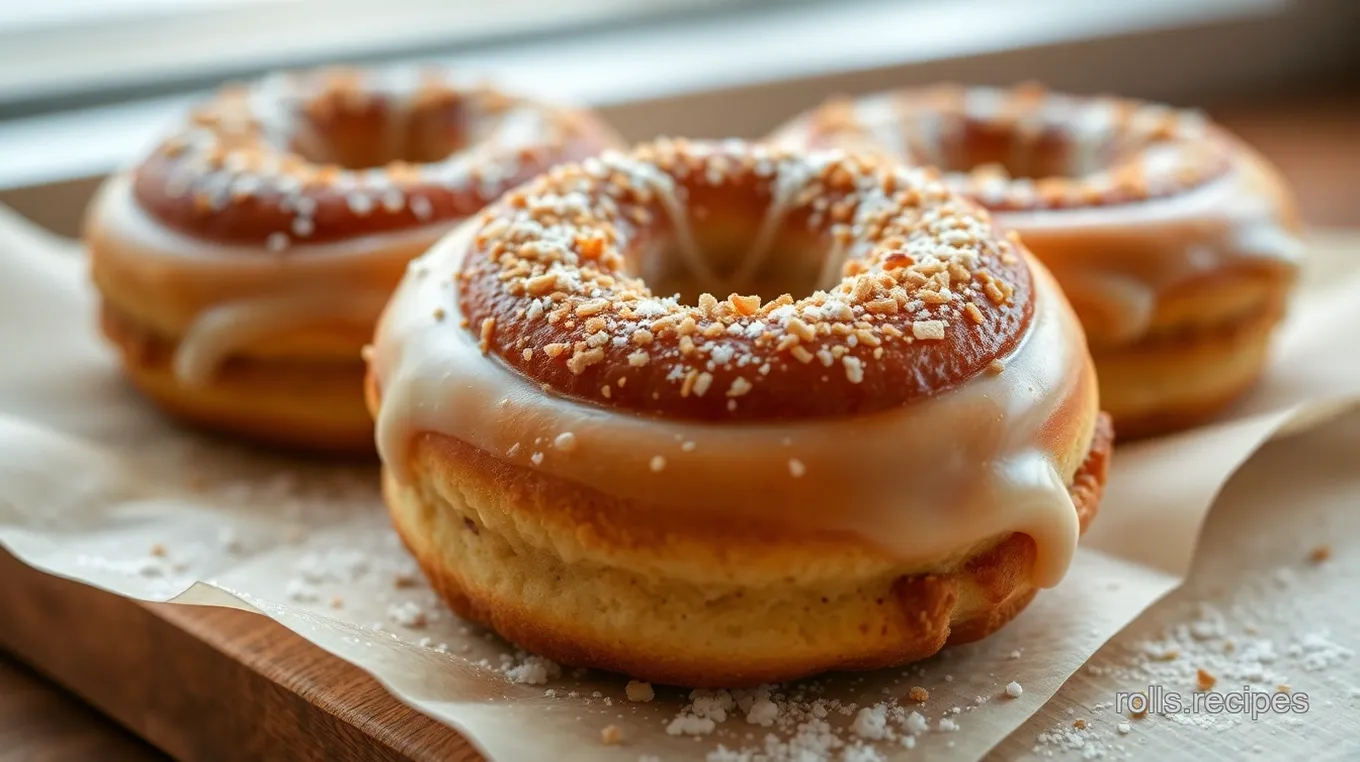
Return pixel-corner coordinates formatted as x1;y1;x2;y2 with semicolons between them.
0;551;481;762
0;652;163;762
1;87;1358;762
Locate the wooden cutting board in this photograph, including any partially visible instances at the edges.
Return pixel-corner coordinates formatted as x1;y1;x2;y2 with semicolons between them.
0;549;481;762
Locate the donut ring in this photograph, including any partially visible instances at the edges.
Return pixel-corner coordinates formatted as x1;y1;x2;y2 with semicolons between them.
86;66;620;453
367;139;1110;686
771;83;1302;437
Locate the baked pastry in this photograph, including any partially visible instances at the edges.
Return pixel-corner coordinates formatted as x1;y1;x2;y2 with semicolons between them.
87;66;620;453
367;139;1112;686
771;84;1302;437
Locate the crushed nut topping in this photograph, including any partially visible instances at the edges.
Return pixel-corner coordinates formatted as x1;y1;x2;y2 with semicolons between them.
776;84;1231;212
134;65;609;247
458;139;1029;419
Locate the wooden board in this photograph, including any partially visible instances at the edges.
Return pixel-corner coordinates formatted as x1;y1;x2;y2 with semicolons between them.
0;652;162;762
0;550;481;762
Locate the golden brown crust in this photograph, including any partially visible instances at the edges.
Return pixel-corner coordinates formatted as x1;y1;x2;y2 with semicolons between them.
101;300;373;454
772;82;1232;210
383;412;1112;687
458;139;1036;420
132;67;620;247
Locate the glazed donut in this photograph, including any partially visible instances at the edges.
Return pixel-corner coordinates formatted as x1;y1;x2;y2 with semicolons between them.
87;66;620;453
771;84;1302;437
366;139;1112;686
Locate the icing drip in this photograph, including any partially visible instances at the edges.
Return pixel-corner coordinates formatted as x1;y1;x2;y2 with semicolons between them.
88;175;455;379
730;155;819;288
371;222;1095;588
1002;152;1301;344
173;291;391;385
776;87;1302;347
589;153;711;286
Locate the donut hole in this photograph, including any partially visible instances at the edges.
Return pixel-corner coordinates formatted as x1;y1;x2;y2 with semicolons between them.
629;194;834;306
287;100;470;171
939;122;1118;180
636;230;828;306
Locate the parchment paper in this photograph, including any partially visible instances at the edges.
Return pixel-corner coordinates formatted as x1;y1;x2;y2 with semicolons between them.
992;408;1360;760
1;204;1357;761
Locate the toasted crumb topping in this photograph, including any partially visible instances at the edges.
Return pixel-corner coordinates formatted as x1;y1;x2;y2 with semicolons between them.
625;680;655;702
1195;668;1217;691
780;84;1231;212
599;725;623;745
458;138;1028;419
134;65;603;246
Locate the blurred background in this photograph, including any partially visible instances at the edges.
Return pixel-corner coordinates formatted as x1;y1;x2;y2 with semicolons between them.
0;0;1357;233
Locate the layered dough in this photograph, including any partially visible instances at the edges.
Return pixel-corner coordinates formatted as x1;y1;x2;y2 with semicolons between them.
772;84;1302;436
367;141;1110;685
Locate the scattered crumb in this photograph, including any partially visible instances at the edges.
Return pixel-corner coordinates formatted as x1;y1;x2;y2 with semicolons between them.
600;725;623;745
746;697;779;726
851;706;888;740
1196;668;1217;691
1005;681;1023;698
666;714;715;737
505;656;561;685
626;681;655;703
284;579;319;603
386;601;429;629
1308;545;1332;564
907;686;929;703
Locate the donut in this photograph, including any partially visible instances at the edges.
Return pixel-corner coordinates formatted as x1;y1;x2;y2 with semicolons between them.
86;66;620;453
771;84;1302;437
366;139;1112;686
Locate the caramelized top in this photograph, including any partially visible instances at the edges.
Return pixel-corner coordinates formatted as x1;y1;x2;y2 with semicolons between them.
131;66;620;248
456;139;1035;420
772;83;1233;212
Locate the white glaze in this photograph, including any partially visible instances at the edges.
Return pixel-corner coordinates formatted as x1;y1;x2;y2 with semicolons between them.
173;291;392;384
781;89;1302;347
371;221;1097;588
998;151;1302;344
87;175;456;384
